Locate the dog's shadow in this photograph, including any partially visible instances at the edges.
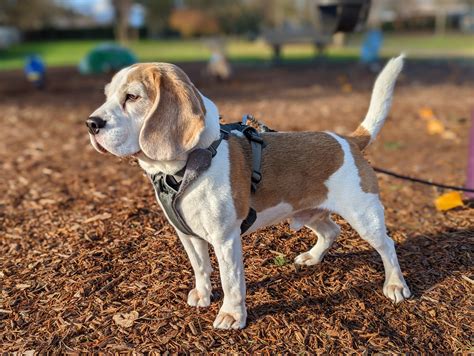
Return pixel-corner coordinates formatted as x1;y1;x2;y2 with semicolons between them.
242;227;473;322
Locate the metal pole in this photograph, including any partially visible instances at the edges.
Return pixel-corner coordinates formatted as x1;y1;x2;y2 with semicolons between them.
467;109;474;199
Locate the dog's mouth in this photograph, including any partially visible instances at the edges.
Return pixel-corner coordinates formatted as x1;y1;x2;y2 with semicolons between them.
90;135;108;154
90;135;142;158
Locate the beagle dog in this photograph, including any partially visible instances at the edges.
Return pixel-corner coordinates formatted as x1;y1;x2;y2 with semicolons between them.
87;56;411;330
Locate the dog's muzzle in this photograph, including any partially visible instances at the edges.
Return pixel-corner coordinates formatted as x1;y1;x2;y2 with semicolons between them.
86;116;106;135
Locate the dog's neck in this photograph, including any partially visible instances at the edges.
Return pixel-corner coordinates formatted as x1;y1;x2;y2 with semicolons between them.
138;94;221;176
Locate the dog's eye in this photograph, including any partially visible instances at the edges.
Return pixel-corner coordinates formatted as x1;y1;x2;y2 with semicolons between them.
125;93;139;102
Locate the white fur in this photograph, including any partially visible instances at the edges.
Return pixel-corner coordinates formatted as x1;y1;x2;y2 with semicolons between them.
143;110;246;328
90;66;147;157
178;140;238;239
319;133;376;213
360;55;404;143
317;133;410;301
243;202;293;235
89;58;410;330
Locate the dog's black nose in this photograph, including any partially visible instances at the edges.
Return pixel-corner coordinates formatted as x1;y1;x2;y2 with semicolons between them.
86;116;106;135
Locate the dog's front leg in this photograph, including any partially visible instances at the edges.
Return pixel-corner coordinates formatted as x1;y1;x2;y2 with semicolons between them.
177;232;213;307
212;228;247;329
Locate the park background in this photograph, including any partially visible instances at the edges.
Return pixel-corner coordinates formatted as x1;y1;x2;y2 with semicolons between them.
0;0;473;353
1;0;474;69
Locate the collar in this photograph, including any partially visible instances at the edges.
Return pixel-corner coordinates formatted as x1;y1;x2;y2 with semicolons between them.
152;130;225;182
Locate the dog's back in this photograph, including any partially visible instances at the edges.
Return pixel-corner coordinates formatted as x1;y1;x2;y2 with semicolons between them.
228;55;404;219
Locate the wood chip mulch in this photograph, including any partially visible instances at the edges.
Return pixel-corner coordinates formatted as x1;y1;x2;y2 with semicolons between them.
0;61;473;353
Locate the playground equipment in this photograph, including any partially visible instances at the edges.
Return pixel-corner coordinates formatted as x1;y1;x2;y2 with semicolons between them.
24;55;46;89
467;110;474;199
79;43;137;74
316;0;371;34
360;29;383;70
263;0;371;61
204;38;232;81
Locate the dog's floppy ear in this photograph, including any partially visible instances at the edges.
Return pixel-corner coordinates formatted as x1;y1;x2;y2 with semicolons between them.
139;63;206;161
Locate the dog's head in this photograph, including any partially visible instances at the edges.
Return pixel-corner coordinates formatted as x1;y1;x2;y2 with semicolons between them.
87;63;206;161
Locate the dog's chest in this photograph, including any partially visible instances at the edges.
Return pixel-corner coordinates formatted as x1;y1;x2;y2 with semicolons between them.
175;141;237;238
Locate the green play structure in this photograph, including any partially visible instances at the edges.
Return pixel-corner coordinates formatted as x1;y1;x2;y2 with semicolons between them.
79;43;137;74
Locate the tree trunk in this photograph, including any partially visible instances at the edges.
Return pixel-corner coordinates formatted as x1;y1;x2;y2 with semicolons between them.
435;8;447;35
112;0;132;44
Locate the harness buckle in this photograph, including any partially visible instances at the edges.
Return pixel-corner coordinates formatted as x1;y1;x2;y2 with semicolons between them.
242;126;256;137
208;145;217;157
242;126;265;145
152;174;165;191
252;171;262;183
251;171;262;193
248;133;264;144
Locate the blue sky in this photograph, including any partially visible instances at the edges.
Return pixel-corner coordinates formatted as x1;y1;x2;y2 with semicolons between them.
57;0;145;26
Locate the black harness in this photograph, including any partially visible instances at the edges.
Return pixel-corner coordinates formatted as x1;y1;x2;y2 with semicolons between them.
149;117;264;238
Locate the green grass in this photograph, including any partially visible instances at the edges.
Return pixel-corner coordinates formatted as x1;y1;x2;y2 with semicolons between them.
381;33;474;51
1;33;473;71
272;254;289;267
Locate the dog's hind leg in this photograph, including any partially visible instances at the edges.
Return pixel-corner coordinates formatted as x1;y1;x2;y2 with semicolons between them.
294;212;340;266
338;196;411;303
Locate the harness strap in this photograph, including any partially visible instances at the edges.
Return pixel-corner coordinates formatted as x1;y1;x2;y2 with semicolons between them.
219;122;265;194
242;126;264;193
240;207;257;234
150;120;264;238
151;173;195;236
150;133;224;237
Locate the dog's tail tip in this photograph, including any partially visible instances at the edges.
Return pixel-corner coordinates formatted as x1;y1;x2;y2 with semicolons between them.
387;53;405;74
350;54;405;150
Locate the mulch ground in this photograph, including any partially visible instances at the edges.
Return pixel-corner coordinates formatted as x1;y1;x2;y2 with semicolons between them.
0;59;473;353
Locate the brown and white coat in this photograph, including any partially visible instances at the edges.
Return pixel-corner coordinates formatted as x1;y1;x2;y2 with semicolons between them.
88;56;411;330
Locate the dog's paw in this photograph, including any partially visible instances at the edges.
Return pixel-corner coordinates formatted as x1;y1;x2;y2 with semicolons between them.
294;252;322;266
213;308;246;330
187;288;211;307
383;280;411;304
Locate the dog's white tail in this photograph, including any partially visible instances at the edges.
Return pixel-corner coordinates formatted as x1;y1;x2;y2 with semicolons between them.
351;55;404;150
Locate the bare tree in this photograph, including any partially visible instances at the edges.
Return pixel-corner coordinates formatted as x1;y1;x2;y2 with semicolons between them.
112;0;133;44
0;0;62;29
139;0;174;38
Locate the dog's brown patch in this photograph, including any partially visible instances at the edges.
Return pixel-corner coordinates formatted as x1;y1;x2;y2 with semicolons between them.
350;126;371;150
130;63;206;161
347;138;379;194
228;132;344;213
126;63;158;101
228;136;252;219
